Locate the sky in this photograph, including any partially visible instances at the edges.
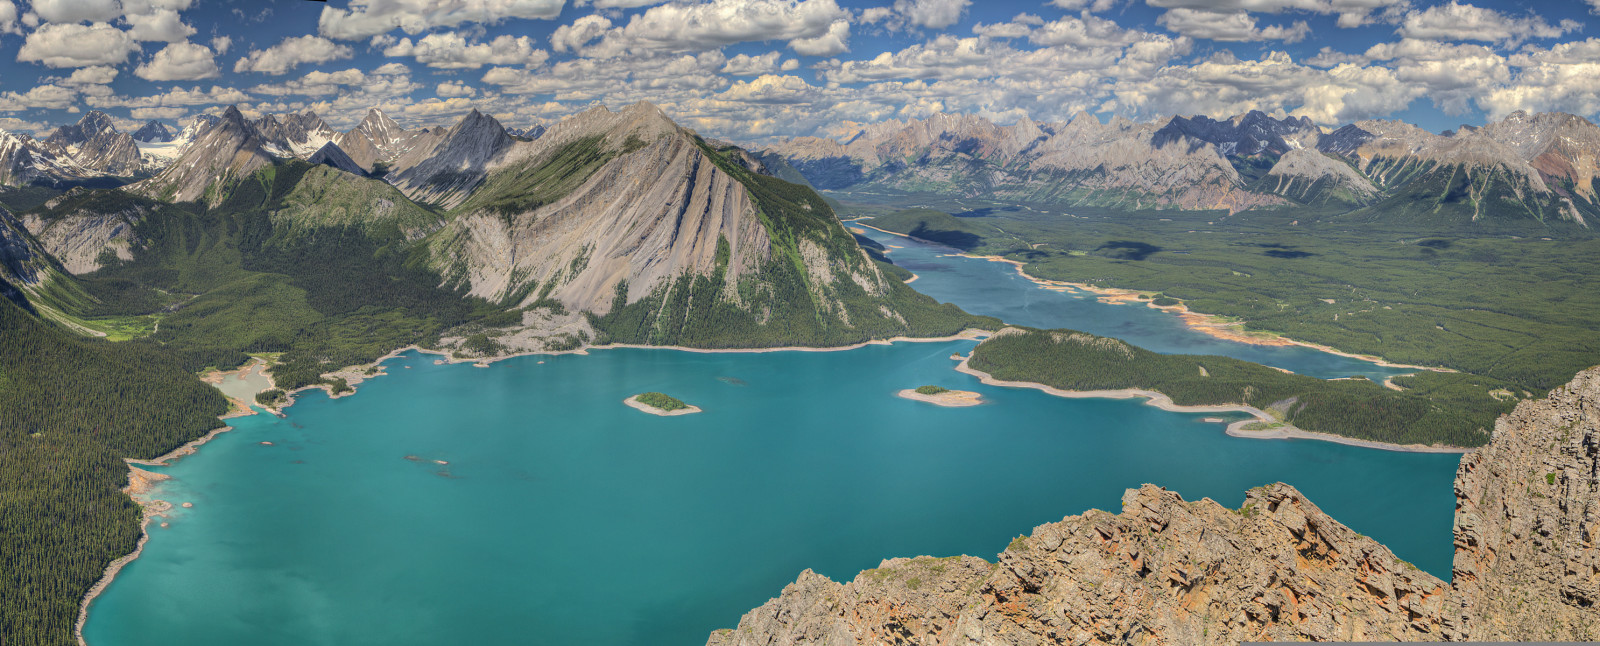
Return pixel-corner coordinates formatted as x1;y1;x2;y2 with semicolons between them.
0;0;1597;144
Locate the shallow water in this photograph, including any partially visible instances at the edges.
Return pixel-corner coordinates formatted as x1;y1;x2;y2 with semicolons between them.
856;226;1414;381
85;345;1459;646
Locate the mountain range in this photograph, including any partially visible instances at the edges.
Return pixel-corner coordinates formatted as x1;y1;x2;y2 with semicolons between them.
763;109;1600;230
0;101;989;377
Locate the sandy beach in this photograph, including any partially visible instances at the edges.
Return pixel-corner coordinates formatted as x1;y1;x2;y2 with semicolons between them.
897;388;983;407
850;220;1449;373
953;354;1471;454
624;395;703;416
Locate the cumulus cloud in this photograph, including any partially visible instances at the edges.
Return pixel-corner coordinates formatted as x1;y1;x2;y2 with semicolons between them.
318;0;565;40
893;0;971;29
0;1;19;35
234;35;354;74
1146;0;1407;29
437;81;477;97
579;0;848;58
574;0;668;6
550;14;611;53
125;8;195;42
0;84;79;111
1049;0;1118;11
1029;14;1142;48
88;85;251;110
383;32;547;69
131;106;189;120
1157;8;1310;43
210;35;231;54
251;67;420;98
30;0;120;23
722;51;784;76
789;19;849;56
61;66;118;86
17;22;138;67
1397;2;1580;46
136;42;220;81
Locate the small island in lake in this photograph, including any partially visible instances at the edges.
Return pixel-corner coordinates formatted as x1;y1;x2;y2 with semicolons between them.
625;392;703;416
898;384;984;407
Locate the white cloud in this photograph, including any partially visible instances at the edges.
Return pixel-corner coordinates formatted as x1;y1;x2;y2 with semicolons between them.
860;7;894;23
125;8;195;42
1029;14;1142;48
581;0;848;58
211;35;231;54
250;67;421;99
17;22;138;67
550;14;611;53
1145;0;1407;29
0;1;19;35
722;51;784;76
789;19;849;56
383;32;547;69
131;106;188;120
318;0;565;40
0;83;78;111
574;0;668;6
1397;2;1580;46
136;42;220;81
61;65;118;86
1479;40;1600;118
234;35;354;74
1157;8;1310;42
893;0;971;29
437;80;477;97
1049;0;1117;11
30;0;119;23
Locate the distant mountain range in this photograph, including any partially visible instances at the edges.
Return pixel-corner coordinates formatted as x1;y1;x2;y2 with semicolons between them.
762;109;1600;230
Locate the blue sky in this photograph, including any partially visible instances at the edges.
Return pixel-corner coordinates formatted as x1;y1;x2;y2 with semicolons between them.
0;0;1597;142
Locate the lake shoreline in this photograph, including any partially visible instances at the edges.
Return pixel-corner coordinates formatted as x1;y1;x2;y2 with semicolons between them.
953;354;1472;454
624;395;703;416
851;221;1448;374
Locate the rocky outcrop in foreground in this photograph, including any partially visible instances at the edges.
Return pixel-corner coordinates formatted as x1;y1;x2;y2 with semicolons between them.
711;367;1600;644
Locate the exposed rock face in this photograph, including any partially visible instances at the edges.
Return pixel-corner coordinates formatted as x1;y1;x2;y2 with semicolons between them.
1260;149;1379;205
131;106;273;205
131;121;174;143
0;207;45;308
0;131;87;187
44;110;142;176
21;192;145;275
1155;110;1320;158
507;125;545;139
764;111;1286;213
711;367;1600;645
388;109;514;206
306;142;367;177
712;484;1451;645
427;120;769;314
1450;367;1600;640
335;108;434;172
255;111;336;158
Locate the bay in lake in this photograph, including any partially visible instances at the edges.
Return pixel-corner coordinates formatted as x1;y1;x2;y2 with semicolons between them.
85;227;1460;645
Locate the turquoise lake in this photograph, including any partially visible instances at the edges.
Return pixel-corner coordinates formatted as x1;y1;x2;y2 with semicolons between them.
855;225;1415;382
84;235;1464;646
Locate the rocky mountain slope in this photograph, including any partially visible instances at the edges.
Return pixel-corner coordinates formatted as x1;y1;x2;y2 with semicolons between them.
709;365;1600;644
254;112;336;158
335;108;437;172
131;121;173;143
129;106;273;205
306;142;366;176
0;131;89;187
765;109;1600;225
43;111;142;176
19;188;147;274
418;101;985;353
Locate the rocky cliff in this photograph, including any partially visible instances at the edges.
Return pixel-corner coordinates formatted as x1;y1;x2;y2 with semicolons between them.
43;111;143;177
131;106;273;205
20;188;146;274
1450;366;1600;640
710;366;1600;644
